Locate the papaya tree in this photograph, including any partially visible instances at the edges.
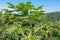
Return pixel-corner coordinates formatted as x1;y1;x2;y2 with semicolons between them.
0;2;54;40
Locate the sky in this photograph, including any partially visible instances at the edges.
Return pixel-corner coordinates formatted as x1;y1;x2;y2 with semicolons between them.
0;0;60;12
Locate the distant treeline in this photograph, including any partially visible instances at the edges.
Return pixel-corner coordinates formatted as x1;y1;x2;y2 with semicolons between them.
46;12;60;22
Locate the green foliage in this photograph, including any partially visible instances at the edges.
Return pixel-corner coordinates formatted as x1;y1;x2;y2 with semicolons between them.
7;3;15;9
0;2;60;40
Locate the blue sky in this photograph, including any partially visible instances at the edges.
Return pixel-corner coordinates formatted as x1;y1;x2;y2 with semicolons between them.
0;0;60;12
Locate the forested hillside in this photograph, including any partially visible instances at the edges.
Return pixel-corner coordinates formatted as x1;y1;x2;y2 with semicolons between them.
0;2;60;40
46;12;60;22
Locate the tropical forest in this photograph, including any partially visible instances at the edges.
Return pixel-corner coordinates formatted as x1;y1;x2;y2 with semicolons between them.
0;0;60;40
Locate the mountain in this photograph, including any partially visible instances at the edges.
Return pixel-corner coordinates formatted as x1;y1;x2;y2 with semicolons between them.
46;11;60;22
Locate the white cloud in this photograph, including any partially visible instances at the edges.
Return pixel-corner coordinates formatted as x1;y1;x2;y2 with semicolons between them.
0;6;7;11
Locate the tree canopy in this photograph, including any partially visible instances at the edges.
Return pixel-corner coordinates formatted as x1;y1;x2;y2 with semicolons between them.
0;2;60;40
